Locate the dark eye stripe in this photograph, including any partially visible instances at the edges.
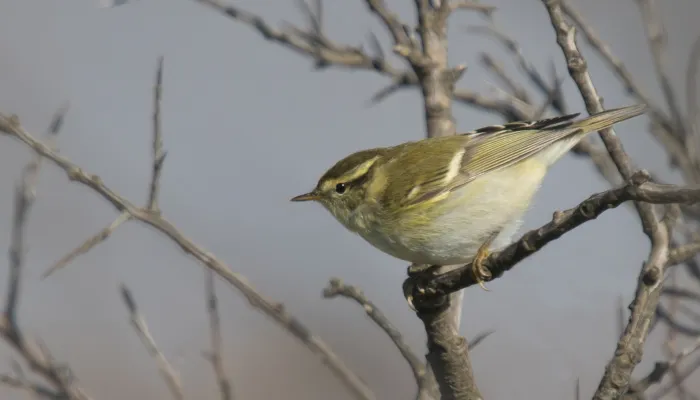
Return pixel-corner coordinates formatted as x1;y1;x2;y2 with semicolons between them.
335;170;371;194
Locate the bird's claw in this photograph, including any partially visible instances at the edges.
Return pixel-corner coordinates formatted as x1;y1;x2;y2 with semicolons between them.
473;233;497;291
404;264;439;311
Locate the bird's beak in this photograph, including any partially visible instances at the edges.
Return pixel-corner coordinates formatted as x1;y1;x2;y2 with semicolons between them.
290;191;320;202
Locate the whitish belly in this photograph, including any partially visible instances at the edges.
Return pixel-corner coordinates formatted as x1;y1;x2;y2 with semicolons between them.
358;161;547;265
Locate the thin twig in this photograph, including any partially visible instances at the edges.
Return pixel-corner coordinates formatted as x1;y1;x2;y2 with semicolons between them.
323;279;425;389
626;334;700;397
449;1;496;17
0;372;61;399
635;0;685;140
120;284;184;400
203;271;233;400
148;55;166;212
41;211;130;279
0;108;89;400
0;114;376;400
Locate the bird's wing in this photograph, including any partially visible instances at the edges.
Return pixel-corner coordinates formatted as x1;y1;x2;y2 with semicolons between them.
392;113;583;208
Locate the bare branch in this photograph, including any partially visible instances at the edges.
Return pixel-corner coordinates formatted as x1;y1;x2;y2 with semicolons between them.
0;115;376;400
685;35;700;165
668;240;700;267
0;371;61;399
449;1;496;17
323;279;426;390
0;111;90;400
466;24;558;110
41;211;130;279
364;0;424;64
148;55;166;212
539;2;671;399
560;1;672;133
203;271;233;400
635;0;685;139
478;53;530;104
651;356;700;400
626;334;700;397
120;284;184;400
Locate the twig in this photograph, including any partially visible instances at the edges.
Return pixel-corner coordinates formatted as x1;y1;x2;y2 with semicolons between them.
466;24;559;111
322;279;493;400
194;0;536;121
0;114;376;400
685;35;700;166
635;0;685;140
203;271;233;400
448;1;496;17
651;356;700;400
667;241;700;266
0;108;89;400
364;0;424;65
148;55;166;213
41;211;130;279
662;268;689;400
120;284;184;400
478;53;530;104
626;334;700;397
0;372;61;399
560;1;672;133
322;279;425;389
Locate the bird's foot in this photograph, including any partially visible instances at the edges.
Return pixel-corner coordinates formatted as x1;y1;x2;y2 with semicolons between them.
473;233;497;291
404;264;440;311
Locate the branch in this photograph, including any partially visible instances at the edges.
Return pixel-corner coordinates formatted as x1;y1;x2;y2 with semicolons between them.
0;369;62;399
41;211;130;279
409;1;481;398
120;284;184;400
203;271;233;400
540;2;672;399
466;23;565;114
148;55;166;213
635;0;685;140
364;0;425;65
560;1;674;136
478;53;531;104
625;334;700;397
410;171;699;298
0;114;376;400
686;35;700;165
322;279;426;392
0;107;90;400
448;1;496;17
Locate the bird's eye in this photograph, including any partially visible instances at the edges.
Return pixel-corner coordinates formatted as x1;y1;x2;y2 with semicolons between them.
335;183;347;194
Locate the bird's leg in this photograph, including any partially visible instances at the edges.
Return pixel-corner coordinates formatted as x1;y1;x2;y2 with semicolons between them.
403;264;441;311
407;263;439;276
472;232;498;291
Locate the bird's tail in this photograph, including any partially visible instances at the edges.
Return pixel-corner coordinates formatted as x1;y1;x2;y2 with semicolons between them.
570;104;648;133
538;104;647;166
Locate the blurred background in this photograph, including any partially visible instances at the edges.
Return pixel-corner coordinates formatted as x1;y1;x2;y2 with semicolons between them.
0;0;699;399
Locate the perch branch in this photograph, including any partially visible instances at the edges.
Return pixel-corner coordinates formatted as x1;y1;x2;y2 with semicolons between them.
410;171;700;298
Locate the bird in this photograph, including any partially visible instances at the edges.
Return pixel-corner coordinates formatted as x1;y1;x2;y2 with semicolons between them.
291;104;646;300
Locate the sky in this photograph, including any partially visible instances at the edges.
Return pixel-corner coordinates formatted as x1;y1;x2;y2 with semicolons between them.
0;0;699;399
